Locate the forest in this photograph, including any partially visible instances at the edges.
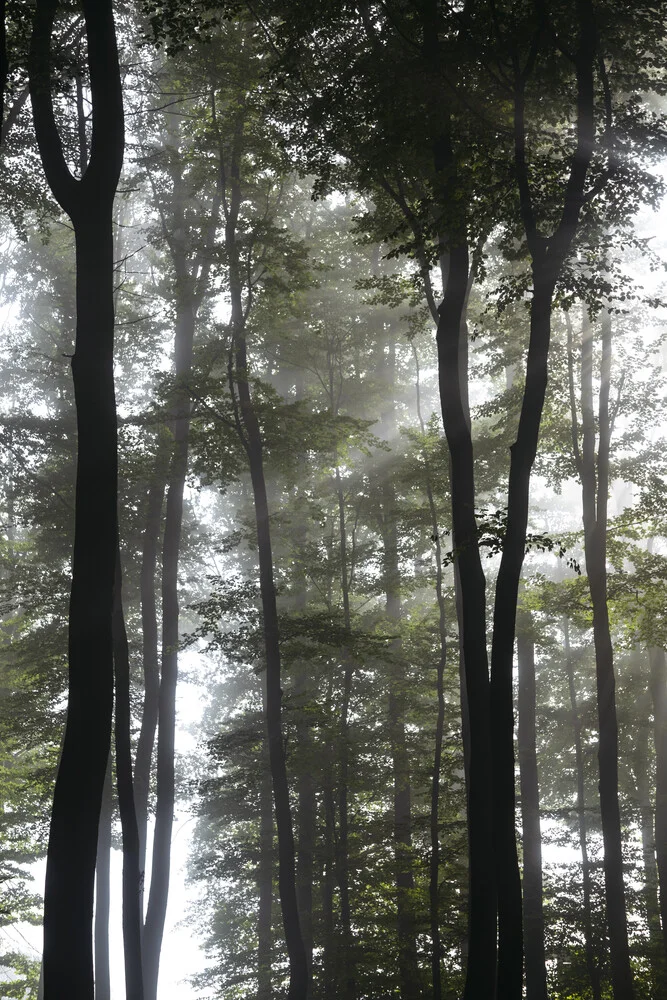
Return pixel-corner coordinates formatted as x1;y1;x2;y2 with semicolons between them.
0;1;666;999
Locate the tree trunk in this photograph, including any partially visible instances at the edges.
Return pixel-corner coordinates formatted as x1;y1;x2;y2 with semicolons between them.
28;4;124;995
649;647;667;965
329;344;355;998
579;308;634;1000
258;676;274;1000
94;758;112;1000
113;552;144;1000
134;464;166;919
412;343;447;1000
516;610;547;1000
436;241;496;999
143;298;196;1000
563;620;601;1000
633;681;665;995
223;108;308;994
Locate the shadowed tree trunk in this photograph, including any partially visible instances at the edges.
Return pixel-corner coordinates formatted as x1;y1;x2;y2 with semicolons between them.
223;109;308;998
141;113;218;1000
563;620;602;1000
489;8;596;994
258;674;274;1000
113;552;144;1000
412;343;447;1000
516;610;547;1000
134;462;166;918
28;3;124;996
578;307;633;1000
142;294;195;1000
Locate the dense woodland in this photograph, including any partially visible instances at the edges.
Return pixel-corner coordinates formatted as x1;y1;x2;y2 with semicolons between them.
0;1;667;999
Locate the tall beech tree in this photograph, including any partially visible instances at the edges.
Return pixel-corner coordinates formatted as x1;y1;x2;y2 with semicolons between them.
27;1;124;998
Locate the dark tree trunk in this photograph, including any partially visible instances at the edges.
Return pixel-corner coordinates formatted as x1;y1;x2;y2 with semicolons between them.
143;299;195;1000
134;464;166;918
322;774;337;1000
436;241;496;1000
378;342;420;1000
413;343;447;1000
113;552;144;1000
28;4;124;997
223;106;308;994
258;676;274;1000
649;646;667;965
490;10;596;992
232;328;308;999
94;759;112;1000
579;309;634;1000
633;681;665;995
328;344;355;998
563;620;601;1000
516;610;547;1000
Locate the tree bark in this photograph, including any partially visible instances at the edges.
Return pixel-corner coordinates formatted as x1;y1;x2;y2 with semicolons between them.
94;758;112;1000
113;551;144;1000
134;464;166;920
258;676;274;1000
28;3;124;997
516;610;547;1000
579;308;634;1000
413;343;447;1000
563;620;602;1000
436;240;496;1000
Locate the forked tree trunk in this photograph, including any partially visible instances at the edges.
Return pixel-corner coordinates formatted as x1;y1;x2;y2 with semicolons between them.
28;3;124;996
516;610;547;1000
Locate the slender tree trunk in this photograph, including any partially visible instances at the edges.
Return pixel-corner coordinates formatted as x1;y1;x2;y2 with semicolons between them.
579;308;634;1000
649;646;667;964
436;241;496;999
413;343;447;1000
223;112;307;994
633;682;665;995
143;298;196;1000
516;610;547;1000
322;669;337;1000
258;676;274;1000
28;4;124;995
113;552;144;1000
94;758;112;1000
328;345;355;998
377;341;420;1000
563;620;601;1000
134;464;166;919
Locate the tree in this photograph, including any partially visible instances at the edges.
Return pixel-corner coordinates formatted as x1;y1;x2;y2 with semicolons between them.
28;2;124;997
